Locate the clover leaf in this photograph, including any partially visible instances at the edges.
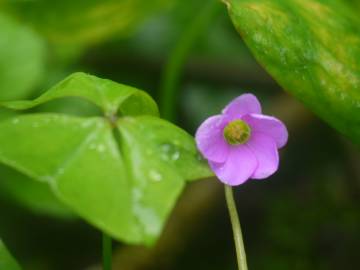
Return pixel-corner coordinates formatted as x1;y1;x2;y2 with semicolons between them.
0;72;212;245
0;240;21;270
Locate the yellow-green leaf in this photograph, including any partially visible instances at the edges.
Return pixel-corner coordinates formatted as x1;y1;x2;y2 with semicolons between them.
226;0;360;144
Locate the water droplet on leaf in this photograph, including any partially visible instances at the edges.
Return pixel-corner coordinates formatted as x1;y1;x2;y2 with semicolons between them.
149;169;162;182
97;144;105;153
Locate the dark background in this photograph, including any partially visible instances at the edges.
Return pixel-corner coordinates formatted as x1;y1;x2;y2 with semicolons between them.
0;0;359;269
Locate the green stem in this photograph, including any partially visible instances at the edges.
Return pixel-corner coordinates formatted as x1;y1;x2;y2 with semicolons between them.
225;185;248;270
159;0;221;121
102;232;112;270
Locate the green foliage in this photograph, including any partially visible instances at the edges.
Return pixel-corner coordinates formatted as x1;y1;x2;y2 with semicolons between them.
0;240;21;270
0;13;45;100
345;0;360;9
0;164;74;218
225;0;360;144
0;73;212;245
0;13;64;217
2;0;172;45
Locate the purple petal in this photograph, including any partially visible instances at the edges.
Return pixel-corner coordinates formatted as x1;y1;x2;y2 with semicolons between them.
247;133;279;179
243;113;288;148
195;115;230;163
222;93;262;120
209;146;257;186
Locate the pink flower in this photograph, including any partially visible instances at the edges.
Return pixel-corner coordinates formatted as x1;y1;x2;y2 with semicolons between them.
195;94;288;186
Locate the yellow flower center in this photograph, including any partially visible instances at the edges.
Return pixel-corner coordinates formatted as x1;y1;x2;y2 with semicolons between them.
223;119;251;145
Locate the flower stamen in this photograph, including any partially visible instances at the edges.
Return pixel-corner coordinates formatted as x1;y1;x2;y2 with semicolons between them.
223;120;251;145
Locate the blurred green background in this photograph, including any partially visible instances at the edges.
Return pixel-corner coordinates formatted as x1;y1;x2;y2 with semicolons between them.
0;0;359;269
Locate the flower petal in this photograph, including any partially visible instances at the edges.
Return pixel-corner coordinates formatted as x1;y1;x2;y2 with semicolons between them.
243;113;288;148
195;115;230;163
222;93;262;120
247;132;279;179
209;146;257;186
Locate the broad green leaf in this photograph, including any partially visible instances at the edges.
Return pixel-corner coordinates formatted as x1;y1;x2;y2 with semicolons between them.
0;13;45;100
0;164;73;218
345;0;360;9
0;240;21;270
0;73;212;245
225;0;360;144
0;109;16;122
117;116;211;181
117;116;211;241
2;0;172;45
1;72;159;117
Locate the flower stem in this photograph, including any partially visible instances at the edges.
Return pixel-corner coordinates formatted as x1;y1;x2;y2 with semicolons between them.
225;185;248;270
102;232;112;270
159;0;221;121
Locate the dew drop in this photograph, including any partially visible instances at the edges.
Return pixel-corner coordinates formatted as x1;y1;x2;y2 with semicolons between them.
97;144;105;153
89;143;97;150
171;151;180;161
133;205;161;236
132;188;143;201
41;175;54;182
149;169;162;182
57;168;65;175
160;143;171;153
81;121;92;128
160;143;171;161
